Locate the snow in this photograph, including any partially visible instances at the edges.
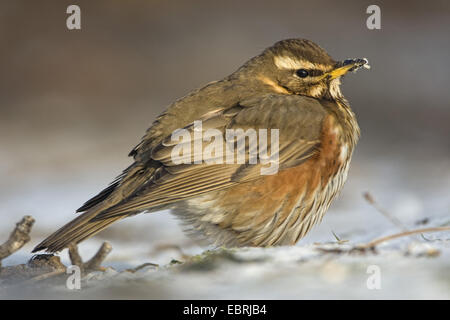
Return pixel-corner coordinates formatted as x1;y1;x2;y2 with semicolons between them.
1;146;449;299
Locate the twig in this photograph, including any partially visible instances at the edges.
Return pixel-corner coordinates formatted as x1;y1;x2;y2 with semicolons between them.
28;243;112;282
356;226;450;250
363;192;409;232
83;242;112;271
68;243;83;267
29;269;65;282
331;230;341;241
126;262;159;273
331;230;348;244
151;243;190;260
0;216;35;267
68;242;112;272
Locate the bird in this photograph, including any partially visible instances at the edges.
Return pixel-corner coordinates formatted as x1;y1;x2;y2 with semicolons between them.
33;38;369;253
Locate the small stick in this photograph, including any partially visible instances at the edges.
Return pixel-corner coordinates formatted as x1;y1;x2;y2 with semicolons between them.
29;242;112;282
357;226;450;250
363;192;409;232
126;262;159;273
151;243;190;260
68;243;83;267
0;216;35;267
83;242;112;271
67;242;112;272
29;269;65;282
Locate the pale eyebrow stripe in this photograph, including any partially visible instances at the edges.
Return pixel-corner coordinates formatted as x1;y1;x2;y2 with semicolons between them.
273;55;328;71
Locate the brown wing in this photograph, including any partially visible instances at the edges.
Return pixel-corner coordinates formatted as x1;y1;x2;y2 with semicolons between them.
93;94;326;220
33;94;326;252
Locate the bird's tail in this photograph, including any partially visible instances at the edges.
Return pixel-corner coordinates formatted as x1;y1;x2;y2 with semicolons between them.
32;206;125;253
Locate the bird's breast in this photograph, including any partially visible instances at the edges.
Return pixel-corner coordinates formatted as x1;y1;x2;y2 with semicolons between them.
177;114;355;247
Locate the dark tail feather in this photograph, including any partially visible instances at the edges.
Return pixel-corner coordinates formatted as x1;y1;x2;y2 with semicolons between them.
32;208;124;253
76;181;120;213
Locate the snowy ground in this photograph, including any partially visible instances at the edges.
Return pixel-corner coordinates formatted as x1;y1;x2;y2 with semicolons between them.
1;145;449;299
2;237;450;299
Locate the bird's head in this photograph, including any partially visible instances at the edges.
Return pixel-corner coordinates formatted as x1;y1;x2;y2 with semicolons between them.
242;39;370;100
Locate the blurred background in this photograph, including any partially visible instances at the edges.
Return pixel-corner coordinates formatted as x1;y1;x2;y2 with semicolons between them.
1;0;449;276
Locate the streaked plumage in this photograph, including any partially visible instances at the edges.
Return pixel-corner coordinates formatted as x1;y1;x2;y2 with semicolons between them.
33;39;366;253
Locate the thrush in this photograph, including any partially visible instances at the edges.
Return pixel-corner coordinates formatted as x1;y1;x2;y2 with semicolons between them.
33;39;369;252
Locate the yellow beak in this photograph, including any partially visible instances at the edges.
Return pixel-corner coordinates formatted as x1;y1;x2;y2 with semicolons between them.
324;58;370;80
326;64;355;80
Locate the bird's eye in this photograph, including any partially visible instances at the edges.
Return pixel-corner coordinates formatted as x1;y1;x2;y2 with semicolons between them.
296;69;309;78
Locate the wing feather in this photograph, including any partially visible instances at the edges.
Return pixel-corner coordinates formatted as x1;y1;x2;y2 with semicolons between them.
94;94;326;220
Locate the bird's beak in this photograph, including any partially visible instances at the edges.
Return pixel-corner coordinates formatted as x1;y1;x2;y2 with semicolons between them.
325;58;370;80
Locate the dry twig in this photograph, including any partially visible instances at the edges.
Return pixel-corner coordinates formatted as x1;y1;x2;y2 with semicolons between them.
29;269;65;282
67;243;83;266
84;242;112;271
126;262;159;273
28;243;112;283
0;216;35;267
356;226;450;250
68;242;112;272
150;243;191;260
363;192;409;231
